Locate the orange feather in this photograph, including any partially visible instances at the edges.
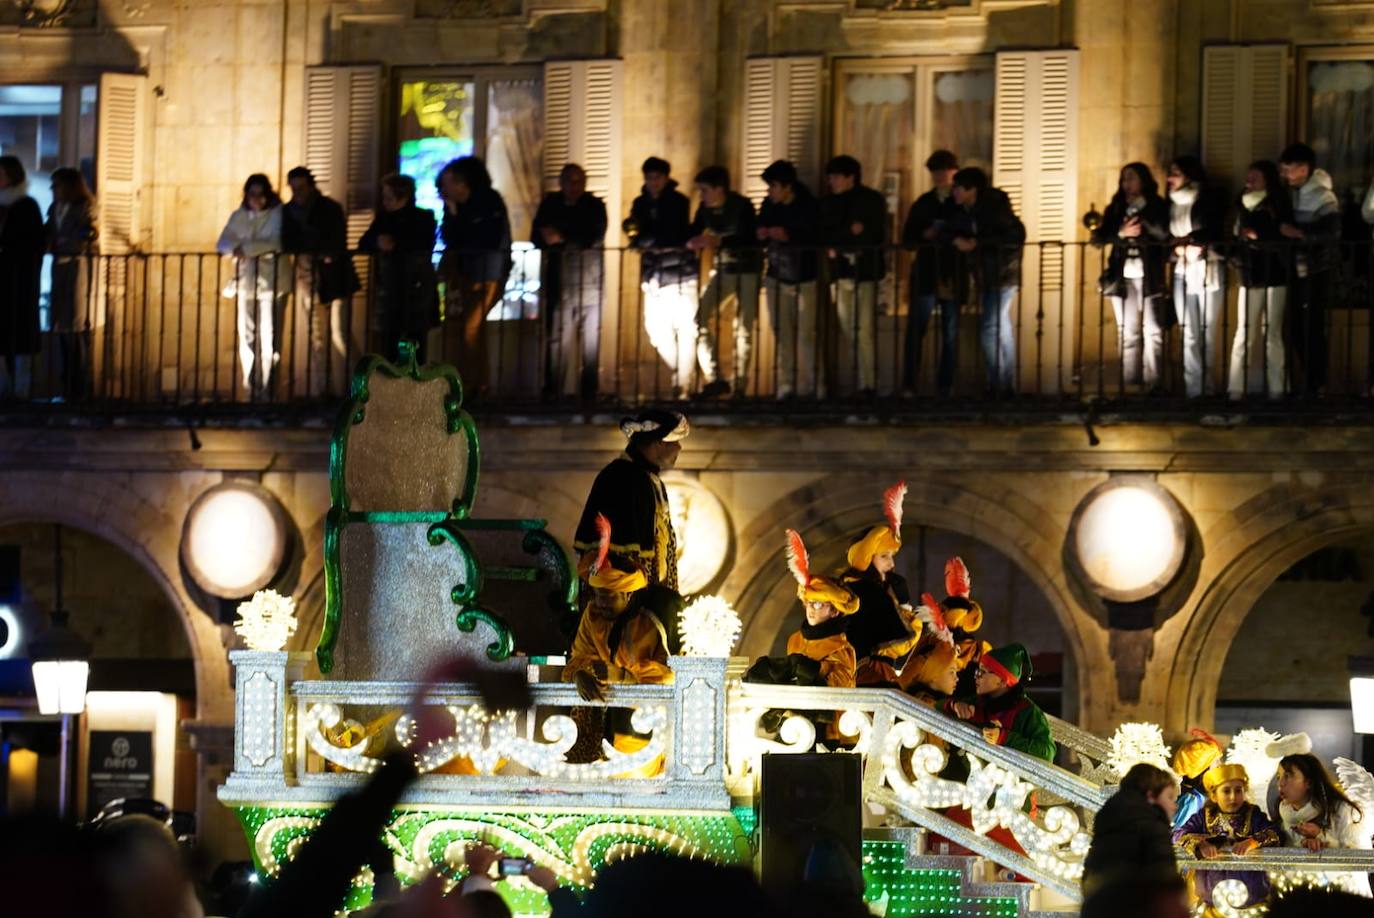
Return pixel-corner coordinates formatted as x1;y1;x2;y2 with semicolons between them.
944;556;971;598
883;480;907;537
785;529;810;586
593;513;612;575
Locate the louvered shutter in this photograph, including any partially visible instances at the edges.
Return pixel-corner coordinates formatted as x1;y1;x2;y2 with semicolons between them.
96;72;148;254
995;50;1079;394
542;61;625;391
303;65;382;245
740;57;823;207
1202;45;1288;195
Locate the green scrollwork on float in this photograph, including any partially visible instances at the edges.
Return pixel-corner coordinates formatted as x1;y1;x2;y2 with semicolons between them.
427;521;514;661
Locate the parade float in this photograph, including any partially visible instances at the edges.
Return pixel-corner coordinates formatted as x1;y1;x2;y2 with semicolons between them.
218;347;1374;916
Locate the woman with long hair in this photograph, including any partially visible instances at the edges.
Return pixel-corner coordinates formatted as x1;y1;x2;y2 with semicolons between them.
1091;163;1171;392
1274;753;1371;895
1228;160;1293;400
1166;155;1227;398
217;173;284;397
0;155;44;399
46;167;97;399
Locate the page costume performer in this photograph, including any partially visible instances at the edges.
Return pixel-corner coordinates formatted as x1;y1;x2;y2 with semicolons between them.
846;482;924;686
1172;763;1280;910
1172;728;1225;831
939;557;987;675
944;643;1055;762
563;514;672;775
574;409;688;592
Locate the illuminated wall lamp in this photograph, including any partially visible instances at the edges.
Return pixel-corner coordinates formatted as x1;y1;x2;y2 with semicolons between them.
30;525;91;716
1068;476;1187;603
1349;656;1374;734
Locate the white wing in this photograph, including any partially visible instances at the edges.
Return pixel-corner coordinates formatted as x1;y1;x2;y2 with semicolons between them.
1334;757;1374;849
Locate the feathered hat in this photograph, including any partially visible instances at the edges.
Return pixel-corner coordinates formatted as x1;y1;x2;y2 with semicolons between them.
580;513;650;592
847;481;907;572
905;598;959;690
787;529;859;615
1172;728;1224;780
940;557;984;633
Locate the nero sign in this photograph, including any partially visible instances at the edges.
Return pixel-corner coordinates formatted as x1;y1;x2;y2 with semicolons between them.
87;730;154;818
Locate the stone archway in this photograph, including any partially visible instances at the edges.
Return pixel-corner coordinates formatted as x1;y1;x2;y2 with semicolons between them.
720;473;1106;722
1164;481;1374;733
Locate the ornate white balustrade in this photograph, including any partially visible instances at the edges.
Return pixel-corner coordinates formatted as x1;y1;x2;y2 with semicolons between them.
220;652;1374;907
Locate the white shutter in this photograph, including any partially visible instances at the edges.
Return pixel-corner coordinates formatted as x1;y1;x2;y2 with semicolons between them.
740;57;823;206
303;65;382;245
1202;45;1289;194
995;50;1079;394
96;72;148;255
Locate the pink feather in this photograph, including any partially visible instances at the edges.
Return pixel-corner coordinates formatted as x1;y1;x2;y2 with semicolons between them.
883;481;907;536
944;556;971;599
785;529;810;586
592;513;612;575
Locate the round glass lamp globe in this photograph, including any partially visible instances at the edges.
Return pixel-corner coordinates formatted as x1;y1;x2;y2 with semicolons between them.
1073;482;1183;601
182;484;287;598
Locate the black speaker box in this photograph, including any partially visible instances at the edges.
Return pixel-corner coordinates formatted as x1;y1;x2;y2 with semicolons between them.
759;752;863;897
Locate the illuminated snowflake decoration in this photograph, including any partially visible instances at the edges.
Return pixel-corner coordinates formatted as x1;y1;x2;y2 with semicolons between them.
234;589;298;652
678;595;742;658
1106;722;1172;778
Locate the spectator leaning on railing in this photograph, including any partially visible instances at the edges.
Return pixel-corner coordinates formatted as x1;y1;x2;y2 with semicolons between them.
216;173;285;398
626;157;697;399
1278;142;1341;397
757;159;822;400
534;162;608;402
0;155;43;401
1166;155;1228;399
358;173;438;363
1228;160;1293;400
821;154;888;398
688;165;761;400
902;149;963;398
45;166;97;400
1092;163;1171;394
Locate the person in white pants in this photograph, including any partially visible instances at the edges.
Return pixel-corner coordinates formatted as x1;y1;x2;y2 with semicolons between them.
217;174;285;398
1228;161;1292;400
625;158;698;398
1166;156;1227;398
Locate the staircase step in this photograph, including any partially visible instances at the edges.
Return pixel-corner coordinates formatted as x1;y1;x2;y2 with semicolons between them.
863;827;1035;917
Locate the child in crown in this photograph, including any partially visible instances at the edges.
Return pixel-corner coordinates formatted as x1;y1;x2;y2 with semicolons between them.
1172;763;1280;911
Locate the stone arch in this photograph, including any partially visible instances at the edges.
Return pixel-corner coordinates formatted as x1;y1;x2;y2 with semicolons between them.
1165;481;1374;733
0;471;230;720
721;473;1103;716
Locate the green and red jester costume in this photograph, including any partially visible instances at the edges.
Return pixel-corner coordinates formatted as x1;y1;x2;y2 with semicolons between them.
943;643;1055;762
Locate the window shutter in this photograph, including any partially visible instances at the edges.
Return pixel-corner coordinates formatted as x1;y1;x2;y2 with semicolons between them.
96;72;148;254
303;65;382;245
1202;45;1288;194
740;57;823;207
995;50;1080;394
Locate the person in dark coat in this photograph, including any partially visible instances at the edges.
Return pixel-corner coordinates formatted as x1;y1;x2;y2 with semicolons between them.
626;157;697;398
1278;142;1341;397
534;163;608;401
1228;160;1293;399
949;168;1026;395
688;165;761;400
821;155;888;396
573;409;689;594
1166;155;1229;398
45;167;97;400
902;150;964;397
358;173;438;363
1092;163;1171;392
1082;763;1180;898
438;156;512;397
757;160;822;398
283;166;360;398
0;155;45;400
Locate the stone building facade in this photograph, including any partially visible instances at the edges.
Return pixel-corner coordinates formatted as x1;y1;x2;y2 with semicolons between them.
4;0;1374;864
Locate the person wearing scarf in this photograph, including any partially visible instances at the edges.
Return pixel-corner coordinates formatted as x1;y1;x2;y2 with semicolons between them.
1166;155;1227;398
1227;160;1293;400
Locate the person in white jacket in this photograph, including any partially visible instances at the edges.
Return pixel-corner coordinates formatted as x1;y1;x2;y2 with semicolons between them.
217;174;285;396
1274;753;1372;897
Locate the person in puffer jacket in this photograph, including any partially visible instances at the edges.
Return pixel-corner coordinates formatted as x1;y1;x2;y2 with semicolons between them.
1278;143;1341;396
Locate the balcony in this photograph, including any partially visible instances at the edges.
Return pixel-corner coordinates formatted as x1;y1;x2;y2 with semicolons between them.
7;242;1373;425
